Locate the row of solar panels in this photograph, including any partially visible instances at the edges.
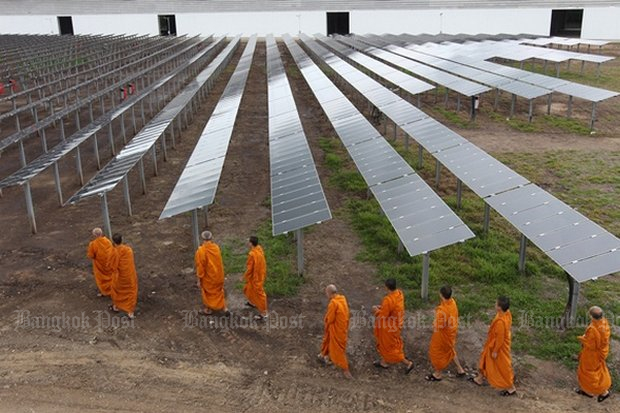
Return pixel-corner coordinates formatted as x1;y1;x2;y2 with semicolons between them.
159;35;257;220
338;36;491;98
284;33;475;256
0;37;210;153
363;34;551;100
0;35;175;105
0;35;199;125
303;34;620;282
382;34;619;102
390;34;613;63
67;36;240;205
265;34;332;235
0;37;226;191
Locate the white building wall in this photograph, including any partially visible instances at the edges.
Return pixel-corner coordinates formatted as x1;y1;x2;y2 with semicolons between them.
581;6;620;39
351;8;551;35
176;11;325;36
72;14;158;36
0;15;58;35
0;8;619;39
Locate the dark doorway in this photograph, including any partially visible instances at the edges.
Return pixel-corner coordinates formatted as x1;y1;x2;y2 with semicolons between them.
550;9;583;37
158;15;177;36
57;16;74;35
327;12;350;36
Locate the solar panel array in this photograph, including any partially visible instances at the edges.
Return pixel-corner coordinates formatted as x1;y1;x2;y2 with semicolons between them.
0;35;203;151
486;183;620;282
315;34;434;96
338;36;491;98
0;37;226;189
265;34;331;235
284;34;474;256
68;36;241;205
402;40;619;103
359;36;550;101
301;34;620;283
301;35;527;199
159;35;257;219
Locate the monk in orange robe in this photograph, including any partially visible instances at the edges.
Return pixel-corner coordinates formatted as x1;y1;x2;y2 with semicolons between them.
470;296;516;396
318;284;352;379
86;227;114;297
109;233;138;319
372;278;414;374
576;306;611;402
194;231;228;315
241;236;268;319
426;285;466;381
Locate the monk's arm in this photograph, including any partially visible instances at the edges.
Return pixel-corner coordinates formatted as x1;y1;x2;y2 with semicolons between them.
194;251;205;279
580;327;598;351
435;308;446;331
87;242;95;259
243;253;254;280
373;297;391;318
325;301;337;326
492;320;506;357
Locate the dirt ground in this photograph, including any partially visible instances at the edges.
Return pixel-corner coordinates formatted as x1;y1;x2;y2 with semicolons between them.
0;37;619;413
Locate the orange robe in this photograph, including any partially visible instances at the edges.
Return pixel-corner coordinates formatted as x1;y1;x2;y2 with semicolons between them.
110;244;138;314
479;310;514;389
577;317;612;395
373;289;406;364
321;294;350;370
429;298;459;371
194;241;226;311
243;245;268;312
87;236;114;296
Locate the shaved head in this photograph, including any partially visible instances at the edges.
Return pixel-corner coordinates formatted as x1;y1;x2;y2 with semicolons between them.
201;230;212;241
325;284;338;296
589;306;603;320
92;228;103;237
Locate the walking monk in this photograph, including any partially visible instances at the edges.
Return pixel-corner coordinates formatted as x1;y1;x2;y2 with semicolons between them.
87;228;114;297
195;231;229;315
372;278;414;374
242;236;268;320
109;234;138;319
576;306;611;403
318;284;352;379
426;285;466;381
469;296;516;396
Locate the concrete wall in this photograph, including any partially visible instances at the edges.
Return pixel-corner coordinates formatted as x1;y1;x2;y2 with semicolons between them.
0;7;618;39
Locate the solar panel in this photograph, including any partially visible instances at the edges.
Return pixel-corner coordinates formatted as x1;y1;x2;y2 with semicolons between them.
303;34;619;283
338;36;490;97
314;34;434;96
67;36;242;206
159;35;256;219
485;183;620;282
0;37;226;189
405;41;618;103
284;34;474;256
266;34;332;235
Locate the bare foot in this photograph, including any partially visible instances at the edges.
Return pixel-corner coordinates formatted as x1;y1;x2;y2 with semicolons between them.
343;370;353;379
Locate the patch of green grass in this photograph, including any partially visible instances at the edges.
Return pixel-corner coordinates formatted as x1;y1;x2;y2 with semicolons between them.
222;221;302;297
432;107;476;129
541;115;592;135
318;134;620;375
